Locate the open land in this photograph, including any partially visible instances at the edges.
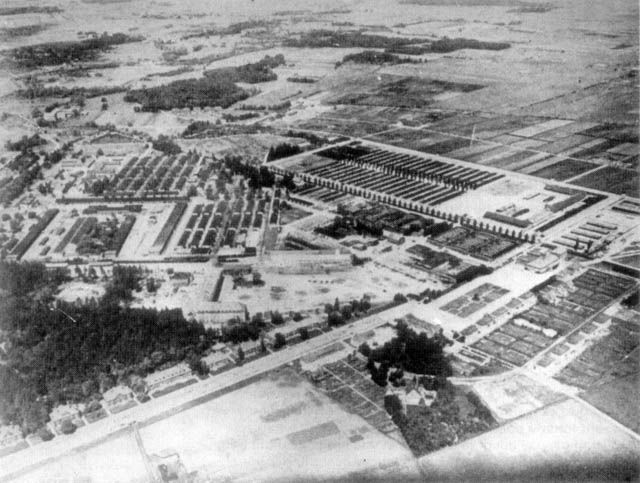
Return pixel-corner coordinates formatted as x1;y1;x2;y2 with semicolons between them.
0;0;638;480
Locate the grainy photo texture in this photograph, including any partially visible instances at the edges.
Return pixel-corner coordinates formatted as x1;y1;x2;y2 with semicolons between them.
0;0;638;481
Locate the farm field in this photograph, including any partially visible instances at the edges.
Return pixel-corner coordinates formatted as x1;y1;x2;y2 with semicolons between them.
570;166;640;198
0;0;638;480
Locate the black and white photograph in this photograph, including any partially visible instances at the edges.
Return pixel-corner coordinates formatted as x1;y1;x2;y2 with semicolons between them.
0;0;638;481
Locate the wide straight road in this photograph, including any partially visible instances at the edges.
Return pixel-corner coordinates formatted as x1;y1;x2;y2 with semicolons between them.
0;302;413;482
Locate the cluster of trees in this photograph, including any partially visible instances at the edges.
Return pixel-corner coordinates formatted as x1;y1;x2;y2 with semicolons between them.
283;29;509;57
266;142;302;162
360;321;451;383
0;6;62;15
0;261;215;435
152;135;182;155
5;134;46;152
273;332;286;349
126;55;285;112
424;221;452;237
425;37;510;53
315;215;383;239
18;82;124;100
182;121;265;138
182;19;276;39
622;290;639;309
385;37;509;55
286;76;317;84
385;380;495;456
42;144;72;169
223;154;275;189
124;75;250;112
1;152;41;205
337;50;421;67
284;30;424;49
221;313;267;344
206;54;285;84
8;32;142;68
1;138;72;205
74;216;134;257
89;177;110;196
102;265;143;303
454;264;492;284
324;297;371;327
283;129;336;147
222;111;260;122
238;100;291;111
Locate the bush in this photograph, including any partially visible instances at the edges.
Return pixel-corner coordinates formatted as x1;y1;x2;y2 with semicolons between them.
59;419;77;435
393;293;408;304
152;135;181;155
271;311;284;325
37;427;55;441
273;332;286;349
328;311;345;327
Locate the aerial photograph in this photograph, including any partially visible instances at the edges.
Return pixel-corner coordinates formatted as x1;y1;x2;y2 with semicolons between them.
0;0;637;481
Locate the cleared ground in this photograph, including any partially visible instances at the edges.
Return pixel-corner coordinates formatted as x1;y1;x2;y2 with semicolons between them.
138;368;421;481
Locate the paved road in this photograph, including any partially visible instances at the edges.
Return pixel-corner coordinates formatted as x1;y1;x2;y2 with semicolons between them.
0;302;412;482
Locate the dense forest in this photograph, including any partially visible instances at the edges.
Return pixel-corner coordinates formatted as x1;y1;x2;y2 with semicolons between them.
124;76;249;112
387;37;510;54
7;33;143;68
5;134;47;152
204;54;285;83
284;30;509;54
182;19;278;40
0;262;214;435
338;50;421;66
285;30;423;49
125;55;285;112
17;83;125;100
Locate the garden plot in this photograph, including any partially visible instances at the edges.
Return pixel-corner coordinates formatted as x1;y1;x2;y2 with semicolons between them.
413;263;553;335
441;283;509;318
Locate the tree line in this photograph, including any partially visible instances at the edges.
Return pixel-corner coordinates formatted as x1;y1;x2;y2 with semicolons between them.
0;262;215;436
